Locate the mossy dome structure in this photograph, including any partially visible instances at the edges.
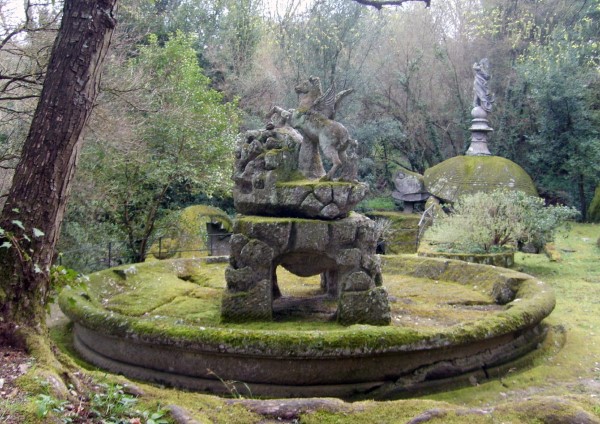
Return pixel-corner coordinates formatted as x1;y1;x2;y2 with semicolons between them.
424;155;537;203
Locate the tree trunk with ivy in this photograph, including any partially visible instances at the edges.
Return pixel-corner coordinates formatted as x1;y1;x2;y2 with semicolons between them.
0;0;117;347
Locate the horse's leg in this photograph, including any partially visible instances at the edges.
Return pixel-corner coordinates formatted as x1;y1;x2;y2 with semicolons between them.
321;141;341;181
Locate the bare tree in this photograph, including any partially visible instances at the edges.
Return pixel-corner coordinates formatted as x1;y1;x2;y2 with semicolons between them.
352;0;430;9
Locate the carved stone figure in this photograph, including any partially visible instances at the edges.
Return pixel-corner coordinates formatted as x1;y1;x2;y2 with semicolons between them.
472;58;494;112
222;77;390;326
294;75;354;118
467;59;494;156
270;106;357;182
269;76;357;182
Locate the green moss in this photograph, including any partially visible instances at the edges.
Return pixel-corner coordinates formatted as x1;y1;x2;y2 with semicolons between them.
147;204;232;260
58;253;553;357
367;211;420;253
42;223;600;422
424;155;537;202
587;184;600;222
358;196;398;211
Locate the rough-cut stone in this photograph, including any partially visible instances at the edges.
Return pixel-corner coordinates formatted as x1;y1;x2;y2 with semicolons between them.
232;127;368;220
338;287;391;326
222;214;390;325
314;186;333;204
336;249;361;267
225;266;256;292
300;193;325;215
343;271;373;291
240;239;274;268
320;203;341;219
221;279;273;321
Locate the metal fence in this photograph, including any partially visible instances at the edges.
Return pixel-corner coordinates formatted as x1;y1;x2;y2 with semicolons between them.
58;233;231;274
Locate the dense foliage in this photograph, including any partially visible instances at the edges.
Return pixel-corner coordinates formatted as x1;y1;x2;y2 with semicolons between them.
1;0;598;268
60;32;239;266
424;190;579;253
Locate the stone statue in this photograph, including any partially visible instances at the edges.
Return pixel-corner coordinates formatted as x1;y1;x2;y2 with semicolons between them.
472;58;494;113
294;75;354;118
223;77;390;326
269;76;357;182
269;105;357;182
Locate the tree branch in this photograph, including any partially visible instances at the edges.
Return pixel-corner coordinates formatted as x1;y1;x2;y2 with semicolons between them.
351;0;430;9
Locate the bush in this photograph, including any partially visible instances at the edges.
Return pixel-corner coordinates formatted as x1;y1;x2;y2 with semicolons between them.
424;190;579;253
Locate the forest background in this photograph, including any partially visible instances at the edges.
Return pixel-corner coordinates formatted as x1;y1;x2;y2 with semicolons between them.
1;0;599;272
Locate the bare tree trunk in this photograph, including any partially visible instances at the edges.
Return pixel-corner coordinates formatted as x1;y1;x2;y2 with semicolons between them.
0;0;117;345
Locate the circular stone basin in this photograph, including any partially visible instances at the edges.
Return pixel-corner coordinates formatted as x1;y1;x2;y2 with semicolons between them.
59;256;555;399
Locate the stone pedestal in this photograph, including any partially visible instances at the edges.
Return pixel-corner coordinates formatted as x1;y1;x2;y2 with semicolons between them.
233;126;368;220
466;106;493;156
221;214;391;325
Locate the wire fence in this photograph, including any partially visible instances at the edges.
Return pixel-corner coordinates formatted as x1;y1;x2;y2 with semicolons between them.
58;225;421;274
58;233;232;274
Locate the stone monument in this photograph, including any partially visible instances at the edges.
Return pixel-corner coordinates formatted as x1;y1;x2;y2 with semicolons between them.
221;76;391;325
422;58;537;203
466;58;494;156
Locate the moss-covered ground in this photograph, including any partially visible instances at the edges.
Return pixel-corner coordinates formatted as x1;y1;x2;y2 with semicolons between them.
5;223;600;423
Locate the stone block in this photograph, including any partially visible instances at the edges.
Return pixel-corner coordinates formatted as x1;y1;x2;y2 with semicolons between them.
361;254;381;276
337;287;391;326
314;186;333;204
332;185;351;205
293;221;329;251
278;186;312;207
357;221;378;247
240;239;274;268
225;266;255;291
320;204;341;219
245;221;291;253
336;249;362;267
229;234;249;268
348;183;369;203
221;279;272;322
330;219;358;246
300;193;324;216
343;271;373;292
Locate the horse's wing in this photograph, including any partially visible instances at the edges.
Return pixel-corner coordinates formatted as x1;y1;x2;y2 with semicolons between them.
311;83;336;119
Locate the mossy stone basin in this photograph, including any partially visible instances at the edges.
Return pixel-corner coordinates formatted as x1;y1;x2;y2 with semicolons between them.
59;256;555;399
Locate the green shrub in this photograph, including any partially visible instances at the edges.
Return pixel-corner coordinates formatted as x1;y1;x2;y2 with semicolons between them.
424;190;579;253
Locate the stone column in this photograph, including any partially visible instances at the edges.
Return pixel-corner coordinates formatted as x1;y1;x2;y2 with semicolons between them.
466;106;493;156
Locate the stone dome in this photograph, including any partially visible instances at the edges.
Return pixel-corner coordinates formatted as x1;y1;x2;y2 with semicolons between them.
423;155;537;203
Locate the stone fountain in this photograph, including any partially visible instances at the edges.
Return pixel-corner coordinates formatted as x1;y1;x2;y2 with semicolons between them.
221;76;390;325
59;76;557;399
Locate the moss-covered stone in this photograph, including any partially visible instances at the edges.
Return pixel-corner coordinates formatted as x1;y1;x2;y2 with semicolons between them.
366;211;420;254
147;205;232;260
224;213;389;325
424;156;537;203
417;242;515;268
587;184;600;222
59;255;554;356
